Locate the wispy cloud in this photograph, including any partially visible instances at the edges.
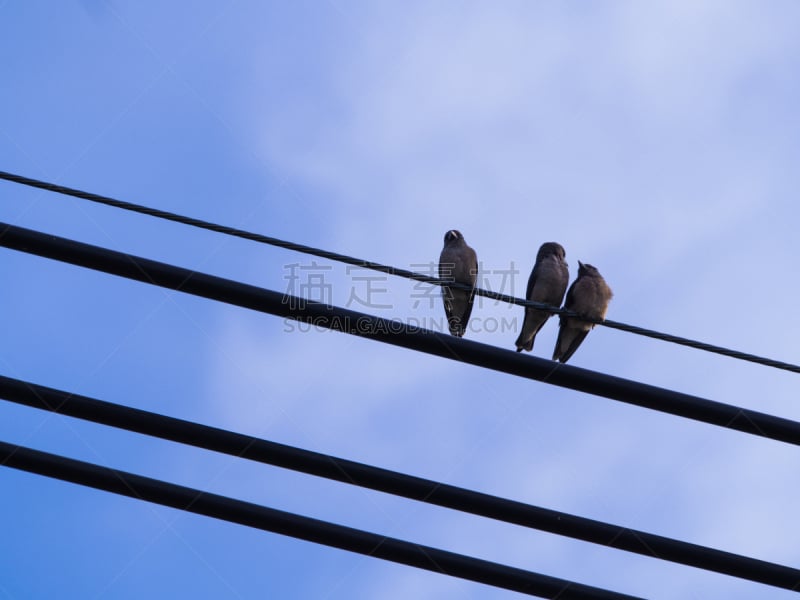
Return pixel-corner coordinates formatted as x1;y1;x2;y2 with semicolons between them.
203;2;800;597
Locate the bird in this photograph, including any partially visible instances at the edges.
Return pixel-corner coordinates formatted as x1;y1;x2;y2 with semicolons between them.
439;230;478;337
552;261;613;363
515;242;569;352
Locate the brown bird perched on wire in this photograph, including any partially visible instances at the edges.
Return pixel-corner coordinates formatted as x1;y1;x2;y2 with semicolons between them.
553;261;613;363
438;229;478;337
515;242;569;353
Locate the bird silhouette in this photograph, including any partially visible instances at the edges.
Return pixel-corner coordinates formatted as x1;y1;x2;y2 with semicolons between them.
438;230;478;337
515;242;569;352
553;261;613;363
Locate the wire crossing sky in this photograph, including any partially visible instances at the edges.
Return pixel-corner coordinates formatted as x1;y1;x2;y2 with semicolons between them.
2;221;800;447
2;170;799;374
3;3;800;599
1;374;798;591
0;440;646;600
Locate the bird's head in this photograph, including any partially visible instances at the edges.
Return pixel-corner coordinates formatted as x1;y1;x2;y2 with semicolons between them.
444;230;464;244
537;242;566;261
578;261;600;277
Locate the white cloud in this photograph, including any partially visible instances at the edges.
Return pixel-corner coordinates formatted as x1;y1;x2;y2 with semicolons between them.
212;1;800;597
251;1;796;274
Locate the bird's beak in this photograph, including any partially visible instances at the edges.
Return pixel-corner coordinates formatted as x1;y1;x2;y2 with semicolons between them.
578;261;584;269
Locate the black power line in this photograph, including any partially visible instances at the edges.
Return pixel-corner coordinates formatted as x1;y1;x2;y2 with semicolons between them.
1;374;797;591
0;440;642;600
1;170;798;374
1;221;800;446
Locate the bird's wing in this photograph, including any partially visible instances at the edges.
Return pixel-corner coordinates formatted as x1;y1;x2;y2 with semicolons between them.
554;325;588;363
466;246;478;287
438;248;454;281
525;265;539;300
562;277;578;310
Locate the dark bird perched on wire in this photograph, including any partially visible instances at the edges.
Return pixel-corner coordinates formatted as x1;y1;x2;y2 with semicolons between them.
553;261;613;363
515;242;569;352
439;230;478;337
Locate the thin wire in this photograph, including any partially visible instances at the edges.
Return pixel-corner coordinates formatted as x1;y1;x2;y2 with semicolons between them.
2;221;800;447
0;440;643;600
1;373;797;591
1;170;797;374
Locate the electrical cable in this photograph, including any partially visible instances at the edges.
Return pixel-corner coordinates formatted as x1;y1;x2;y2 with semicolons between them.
1;374;797;590
1;170;797;374
0;439;642;600
1;222;799;447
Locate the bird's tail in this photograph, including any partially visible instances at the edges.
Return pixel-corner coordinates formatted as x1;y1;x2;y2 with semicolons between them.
514;334;534;353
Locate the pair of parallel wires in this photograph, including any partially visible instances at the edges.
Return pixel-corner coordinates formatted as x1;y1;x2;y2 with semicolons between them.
1;171;799;599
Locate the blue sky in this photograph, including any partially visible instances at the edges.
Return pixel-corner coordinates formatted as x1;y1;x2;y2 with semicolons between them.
2;1;800;598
